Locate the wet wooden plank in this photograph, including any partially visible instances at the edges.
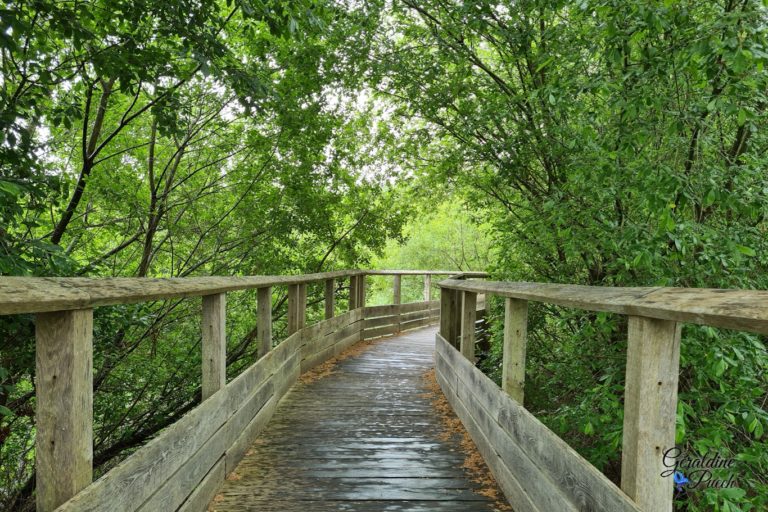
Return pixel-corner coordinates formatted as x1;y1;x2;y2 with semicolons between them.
210;328;503;512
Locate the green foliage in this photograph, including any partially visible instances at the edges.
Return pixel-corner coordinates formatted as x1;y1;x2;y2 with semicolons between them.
368;200;495;304
2;0;767;509
0;1;408;509
374;0;768;509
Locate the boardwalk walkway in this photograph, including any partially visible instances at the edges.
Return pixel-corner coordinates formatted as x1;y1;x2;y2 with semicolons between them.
209;326;502;512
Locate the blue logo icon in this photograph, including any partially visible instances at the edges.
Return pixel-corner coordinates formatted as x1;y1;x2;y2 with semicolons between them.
673;471;689;491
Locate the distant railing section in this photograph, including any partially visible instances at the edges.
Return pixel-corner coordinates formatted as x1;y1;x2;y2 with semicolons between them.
0;269;485;512
437;278;768;512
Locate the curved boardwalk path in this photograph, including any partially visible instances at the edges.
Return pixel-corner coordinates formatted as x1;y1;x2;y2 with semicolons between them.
209;326;502;512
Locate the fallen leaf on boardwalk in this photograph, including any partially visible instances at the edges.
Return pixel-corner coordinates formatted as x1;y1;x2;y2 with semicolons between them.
422;368;513;511
299;338;381;384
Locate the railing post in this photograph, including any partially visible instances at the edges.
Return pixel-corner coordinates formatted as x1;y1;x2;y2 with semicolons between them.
358;273;366;309
324;278;335;320
288;284;306;334
202;293;226;400
439;287;461;348
35;309;93;512
423;274;431;302
393;274;401;305
393;274;401;332
257;287;272;358
349;276;358;311
502;298;528;403
621;316;681;512
298;283;307;330
460;291;477;361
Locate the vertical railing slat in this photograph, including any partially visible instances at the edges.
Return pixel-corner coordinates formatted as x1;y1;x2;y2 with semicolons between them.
349;276;358;311
439;288;461;348
621;316;681;512
35;309;93;512
460;291;477;361
358;273;366;309
202;293;226;400
257;287;272;358
298;283;307;330
324;279;335;320
502;298;528;403
288;284;306;334
393;275;402;305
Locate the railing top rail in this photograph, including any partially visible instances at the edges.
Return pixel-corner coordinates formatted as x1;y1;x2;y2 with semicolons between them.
366;270;487;276
439;278;768;335
0;269;484;315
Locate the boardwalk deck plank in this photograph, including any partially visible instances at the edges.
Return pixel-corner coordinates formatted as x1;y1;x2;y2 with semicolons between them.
209;327;504;512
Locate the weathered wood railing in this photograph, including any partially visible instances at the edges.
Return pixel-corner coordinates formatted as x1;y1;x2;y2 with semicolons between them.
0;269;484;512
437;279;768;512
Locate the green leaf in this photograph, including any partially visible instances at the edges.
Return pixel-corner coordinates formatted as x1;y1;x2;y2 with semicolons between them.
738;109;747;126
715;358;727;377
754;421;764;439
721;488;746;500
735;245;756;257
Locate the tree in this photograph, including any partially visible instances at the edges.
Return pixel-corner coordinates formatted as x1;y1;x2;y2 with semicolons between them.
370;1;768;509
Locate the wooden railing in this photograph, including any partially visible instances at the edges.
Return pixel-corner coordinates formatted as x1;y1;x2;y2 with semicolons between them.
0;269;484;512
437;278;768;512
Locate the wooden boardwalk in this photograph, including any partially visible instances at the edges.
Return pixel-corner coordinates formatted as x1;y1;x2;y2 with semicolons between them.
209;326;503;511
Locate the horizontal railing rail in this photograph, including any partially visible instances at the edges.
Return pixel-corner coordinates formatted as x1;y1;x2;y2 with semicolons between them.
440;278;768;335
437;278;767;512
0;270;486;315
0;269;484;512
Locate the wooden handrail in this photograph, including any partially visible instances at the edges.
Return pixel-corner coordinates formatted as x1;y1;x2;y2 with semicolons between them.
0;270;486;315
16;269;474;512
440;278;768;335
365;270;487;276
438;277;768;512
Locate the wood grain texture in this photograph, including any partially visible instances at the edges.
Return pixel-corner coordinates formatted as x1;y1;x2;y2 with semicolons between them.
439;279;768;335
56;310;361;512
298;283;307;330
349;276;359;311
210;327;502;512
435;333;642;512
424;274;431;302
325;279;335;320
502;298;528;403
57;383;231;512
364;302;434;318
393;274;402;305
0;270;482;315
435;361;545;512
439;289;461;349
399;316;439;332
365;270;487;276
35;309;93;512
202;294;226;400
0;271;364;315
357;273;368;308
621;316;681;512
177;458;225;512
287;284;301;334
460;291;477;362
257;287;272;358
